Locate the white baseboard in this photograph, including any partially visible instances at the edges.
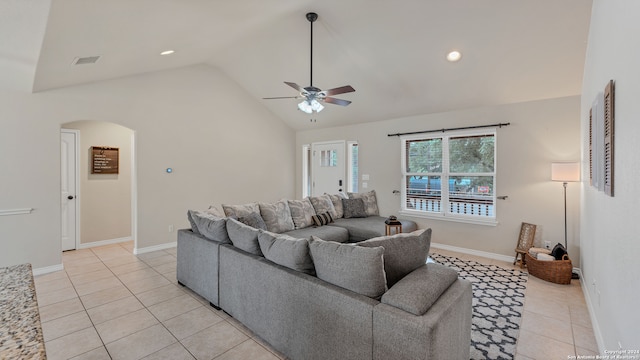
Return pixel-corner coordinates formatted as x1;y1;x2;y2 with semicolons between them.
134;241;176;255
33;263;64;276
431;242;514;263
78;237;132;249
577;268;605;354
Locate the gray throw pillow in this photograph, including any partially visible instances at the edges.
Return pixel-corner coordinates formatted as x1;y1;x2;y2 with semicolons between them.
359;229;432;287
288;198;316;229
348;190;379;216
187;210;231;244
237;212;268;230
258;231;315;275
222;203;260;218
259;200;295;233
309;237;387;299
381;263;458;316
326;193;346;218
342;198;368;218
309;195;338;219
226;218;263;256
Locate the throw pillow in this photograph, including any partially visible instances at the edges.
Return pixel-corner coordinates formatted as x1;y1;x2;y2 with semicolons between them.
311;212;334;227
309;236;387;299
222;203;259;218
187;210;202;235
326;193;346;218
380;263;458;316
187;210;231;244
226;218;263;256
288;198;317;229
348;190;380;216
342;198;368;218
358;229;432;287
309;194;338;219
551;243;568;260
259;200;295;233
237;212;268;231
258;231;315;275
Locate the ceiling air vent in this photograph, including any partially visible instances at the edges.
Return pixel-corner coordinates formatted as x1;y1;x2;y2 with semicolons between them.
72;56;101;65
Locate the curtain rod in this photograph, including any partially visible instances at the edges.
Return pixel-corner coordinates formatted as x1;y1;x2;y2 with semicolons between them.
387;122;511;137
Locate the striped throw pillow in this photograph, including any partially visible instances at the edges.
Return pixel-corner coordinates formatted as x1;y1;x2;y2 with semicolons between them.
312;212;334;227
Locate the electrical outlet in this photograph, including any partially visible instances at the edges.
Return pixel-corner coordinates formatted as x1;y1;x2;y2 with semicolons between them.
544;241;551;249
362;182;368;188
168;225;174;233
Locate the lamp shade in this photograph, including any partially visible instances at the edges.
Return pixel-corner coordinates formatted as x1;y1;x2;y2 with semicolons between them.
551;162;581;182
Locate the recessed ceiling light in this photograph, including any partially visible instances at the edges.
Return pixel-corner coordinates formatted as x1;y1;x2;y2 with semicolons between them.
160;50;175;56
446;50;462;62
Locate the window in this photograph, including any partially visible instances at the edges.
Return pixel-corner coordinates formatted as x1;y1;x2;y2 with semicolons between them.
348;142;358;192
400;129;497;224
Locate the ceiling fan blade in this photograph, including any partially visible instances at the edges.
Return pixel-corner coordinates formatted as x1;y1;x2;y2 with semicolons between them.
323;85;355;96
324;97;352;106
284;82;303;92
262;96;300;100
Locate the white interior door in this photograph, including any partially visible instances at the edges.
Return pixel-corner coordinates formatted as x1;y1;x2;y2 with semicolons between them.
61;130;78;251
311;141;345;196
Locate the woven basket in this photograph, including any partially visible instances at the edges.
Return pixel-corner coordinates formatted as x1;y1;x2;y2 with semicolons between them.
525;253;572;284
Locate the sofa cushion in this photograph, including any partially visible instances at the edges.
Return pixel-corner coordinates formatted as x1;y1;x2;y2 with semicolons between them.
283;226;350;243
259;200;295;233
348;190;379;216
187;210;231;244
358;229;432;287
222;203;260;218
309;194;338;219
206;205;225;218
309;237;387;299
326;193;347;218
226;218;263;256
257;231;315;275
287;198;316;229
342;198;368;219
311;212;334;226
381;263;458;316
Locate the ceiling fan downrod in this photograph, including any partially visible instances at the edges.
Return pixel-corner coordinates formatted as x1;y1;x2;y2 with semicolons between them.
306;12;317;88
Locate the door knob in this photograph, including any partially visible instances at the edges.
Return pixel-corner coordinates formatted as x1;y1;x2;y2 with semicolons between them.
67;195;74;200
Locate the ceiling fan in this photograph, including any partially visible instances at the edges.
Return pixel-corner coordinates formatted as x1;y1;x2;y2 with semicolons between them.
263;12;355;114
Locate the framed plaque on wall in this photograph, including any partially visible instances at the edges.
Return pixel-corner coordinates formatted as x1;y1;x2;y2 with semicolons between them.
91;146;119;174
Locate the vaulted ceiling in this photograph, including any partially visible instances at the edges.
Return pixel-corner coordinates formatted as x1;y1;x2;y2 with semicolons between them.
5;0;592;130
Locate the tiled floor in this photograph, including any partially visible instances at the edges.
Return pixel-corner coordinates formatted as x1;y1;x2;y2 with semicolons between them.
34;242;598;360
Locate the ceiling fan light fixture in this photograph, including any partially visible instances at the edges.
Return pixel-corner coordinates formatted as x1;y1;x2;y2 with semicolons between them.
446;50;462;62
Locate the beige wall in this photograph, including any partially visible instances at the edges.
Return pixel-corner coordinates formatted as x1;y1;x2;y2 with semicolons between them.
0;64;295;270
297;96;581;262
580;0;640;351
62;121;133;245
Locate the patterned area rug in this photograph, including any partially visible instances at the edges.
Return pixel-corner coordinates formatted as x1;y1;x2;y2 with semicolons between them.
430;253;528;360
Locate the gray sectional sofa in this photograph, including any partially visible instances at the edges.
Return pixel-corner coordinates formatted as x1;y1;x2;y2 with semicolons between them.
177;192;473;359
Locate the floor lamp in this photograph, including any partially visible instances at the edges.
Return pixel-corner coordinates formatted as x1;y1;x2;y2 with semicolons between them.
551;162;580;251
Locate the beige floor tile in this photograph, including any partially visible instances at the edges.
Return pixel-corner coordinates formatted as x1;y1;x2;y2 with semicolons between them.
147;294;202;322
136;283;186;307
523;294;571;322
215;339;280;360
109;260;150;275
63;255;102;268
118;268;162;284
62;248;96;259
152;261;177;275
35;270;68;284
164;248;177;256
136;251;170;261
163;306;224;340
68;268;115;286
181;321;249;360
576;346;599;356
570;304;593;328
516;329;576;359
45;327;104;360
515;352;535;360
140;342;195;360
247;336;287;359
42;310;93;342
95;308;159;344
65;262;108;276
105;324;177;360
80;284;132;309
125;274;171;294
73;276;123;296
101;254;141;268
572;323;598;353
162;271;178;284
69;346;111;360
37;286;79;307
143;254;176;267
39;297;85;323
86;295;145;325
35;277;74;294
520;310;573;344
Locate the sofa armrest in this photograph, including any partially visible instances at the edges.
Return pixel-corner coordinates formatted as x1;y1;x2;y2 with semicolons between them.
380;263;458;316
176;229;222;306
373;278;472;360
